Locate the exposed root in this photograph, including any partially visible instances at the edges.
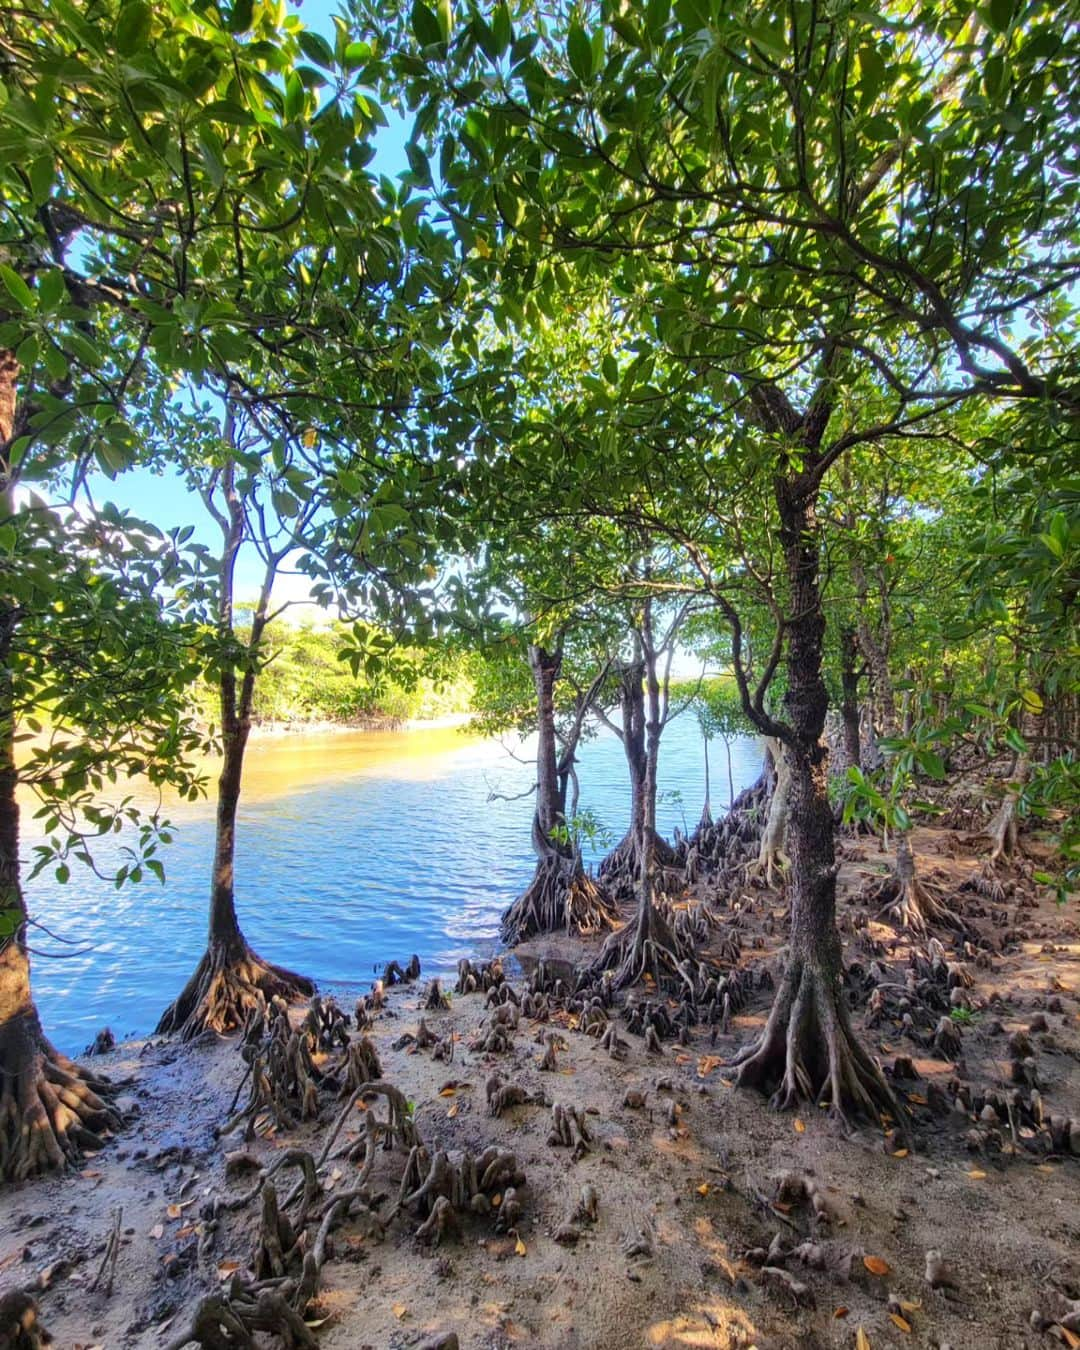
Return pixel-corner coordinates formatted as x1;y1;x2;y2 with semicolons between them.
982;795;1021;863
485;1073;535;1117
454;958;505;995
732;953;904;1134
421;979;450;1011
599;828;680;902
382;954;421;985
395;1142;526;1230
547;1102;591;1159
0;1290;49;1348
0;1009;122;1181
588;885;698;993
500;849;620;946
875;872;960;935
219;997;325;1140
156;937;314;1041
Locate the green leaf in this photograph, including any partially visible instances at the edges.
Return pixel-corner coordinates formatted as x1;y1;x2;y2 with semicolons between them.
567;24;593;81
0;264;35;312
36;268;66;310
226;0;253;33
297;31;335;68
1004;727;1028;754
988;0;1014;31
411;1;444;48
283;71;304;122
28;156;55;205
916;750;946;780
115;0;152;55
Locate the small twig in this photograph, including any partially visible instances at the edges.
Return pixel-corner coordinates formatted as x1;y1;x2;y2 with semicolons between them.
89;1206;122;1296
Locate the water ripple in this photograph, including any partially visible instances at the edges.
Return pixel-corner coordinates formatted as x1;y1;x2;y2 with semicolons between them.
26;721;763;1052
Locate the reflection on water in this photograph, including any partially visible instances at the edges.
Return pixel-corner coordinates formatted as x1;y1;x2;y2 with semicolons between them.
26;717;763;1052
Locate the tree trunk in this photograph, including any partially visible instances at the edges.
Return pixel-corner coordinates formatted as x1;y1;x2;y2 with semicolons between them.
839;626;862;772
0;355;121;1180
699;736;713;829
733;465;898;1130
157;439;312;1039
754;736;791;886
499;644;619;944
529;643;565;847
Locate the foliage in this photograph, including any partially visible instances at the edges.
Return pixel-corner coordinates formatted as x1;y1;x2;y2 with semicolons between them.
188;619;473;727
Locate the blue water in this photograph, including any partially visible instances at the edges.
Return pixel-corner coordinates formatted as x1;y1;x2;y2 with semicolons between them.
25;718;763;1052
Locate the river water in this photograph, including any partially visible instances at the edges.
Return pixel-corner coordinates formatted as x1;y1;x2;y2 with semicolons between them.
26;717;763;1053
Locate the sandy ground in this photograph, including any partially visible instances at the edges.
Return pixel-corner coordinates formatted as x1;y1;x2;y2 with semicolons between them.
1;826;1078;1350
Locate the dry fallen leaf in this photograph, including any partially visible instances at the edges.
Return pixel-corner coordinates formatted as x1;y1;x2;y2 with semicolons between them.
891;1148;909;1158
967;1169;988;1180
304;1316;333;1328
855;1327;872;1350
166;1204;183;1219
889;1313;912;1333
833;1307;849;1319
1056;1327;1080;1350
150;1223;164;1241
899;1300;922;1314
697;1055;723;1077
447;1103;458;1119
862;1255;891;1277
491;1193;502;1208
696;1184;710;1197
217;1260;240;1279
674;1053;691;1065
439;1086;457;1098
907;1092;927;1105
793;1118;807;1134
391;1303;407;1321
515;1237;527;1257
81;1169;102;1180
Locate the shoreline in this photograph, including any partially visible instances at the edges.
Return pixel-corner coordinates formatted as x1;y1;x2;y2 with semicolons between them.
245;710;476;740
3;825;1076;1349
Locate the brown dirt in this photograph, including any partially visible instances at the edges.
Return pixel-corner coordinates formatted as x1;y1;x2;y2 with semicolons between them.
0;825;1077;1350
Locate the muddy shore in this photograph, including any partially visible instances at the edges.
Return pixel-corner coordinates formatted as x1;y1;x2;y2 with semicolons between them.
1;827;1078;1350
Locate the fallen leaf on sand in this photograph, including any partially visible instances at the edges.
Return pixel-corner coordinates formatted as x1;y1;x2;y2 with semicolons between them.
391;1303;407;1320
855;1327;872;1350
793;1118;806;1134
447;1103;458;1118
891;1148;909;1158
150;1224;164;1240
1056;1326;1080;1350
217;1261;240;1279
889;1313;912;1333
439;1086;456;1097
81;1170;102;1180
967;1169;987;1180
166;1204;183;1219
833;1307;848;1319
862;1255;891;1276
515;1237;527;1257
696;1184;710;1196
697;1056;723;1077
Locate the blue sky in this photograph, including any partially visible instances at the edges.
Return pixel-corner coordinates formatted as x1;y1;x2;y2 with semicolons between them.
94;0;412;611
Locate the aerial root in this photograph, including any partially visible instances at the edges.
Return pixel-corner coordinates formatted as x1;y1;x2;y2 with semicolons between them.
732;955;905;1137
0;1290;49;1348
0;1025;122;1182
157;938;314;1041
500;850;619;946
